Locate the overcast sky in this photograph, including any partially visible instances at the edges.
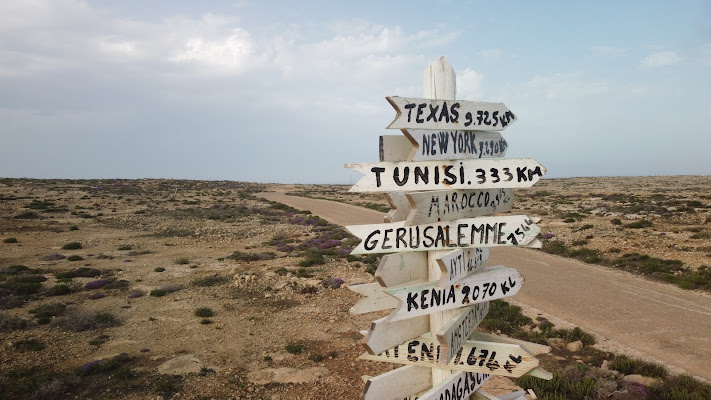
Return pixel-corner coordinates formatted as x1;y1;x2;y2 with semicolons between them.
1;1;709;183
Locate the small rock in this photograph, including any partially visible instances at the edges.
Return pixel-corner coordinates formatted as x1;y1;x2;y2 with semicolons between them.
247;367;328;385
546;338;565;349
601;360;611;370
566;340;584;352
623;374;661;387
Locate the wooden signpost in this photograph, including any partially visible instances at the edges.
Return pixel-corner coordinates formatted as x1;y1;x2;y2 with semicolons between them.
346;57;550;399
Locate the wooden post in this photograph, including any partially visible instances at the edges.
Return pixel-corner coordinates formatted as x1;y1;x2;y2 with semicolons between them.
423;56;460;386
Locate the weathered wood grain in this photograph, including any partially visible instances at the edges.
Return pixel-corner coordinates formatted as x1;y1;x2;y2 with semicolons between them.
347;282;400;314
361;365;432;400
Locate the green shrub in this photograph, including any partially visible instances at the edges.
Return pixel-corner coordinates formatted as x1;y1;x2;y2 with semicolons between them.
609;355;667;378
46;284;72;296
66;255;83;262
117;245;132;250
30;303;67;324
3;237;18;243
653;374;711;399
626;219;653;229
154;267;165;272
480;300;532;335
155;374;182;395
191;275;229;287
299;251;325;267
285;342;304;354
61;242;82;250
14;211;40;219
542;240;568;255
611;218;622;225
200;318;212;324
227;251;276;262
14;339;45;352
194;307;214;318
0;313;29;331
2;275;46;295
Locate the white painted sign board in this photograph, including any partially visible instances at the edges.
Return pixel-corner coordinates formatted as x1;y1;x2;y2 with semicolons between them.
387;96;517;131
360;333;539;377
346;158;546;192
402;188;515;226
386;265;523;321
346;215;541;255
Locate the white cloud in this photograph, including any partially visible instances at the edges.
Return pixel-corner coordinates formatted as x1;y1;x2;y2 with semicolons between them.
640;51;681;68
456;68;484;100
170;28;255;72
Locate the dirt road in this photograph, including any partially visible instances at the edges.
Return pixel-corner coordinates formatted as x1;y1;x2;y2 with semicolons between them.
259;191;711;381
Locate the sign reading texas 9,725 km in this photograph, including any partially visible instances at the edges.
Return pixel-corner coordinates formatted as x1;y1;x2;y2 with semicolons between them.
386;96;517;131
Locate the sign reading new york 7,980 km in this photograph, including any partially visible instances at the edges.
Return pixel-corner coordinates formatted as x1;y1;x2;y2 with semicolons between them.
346;158;546;192
387;96;517;131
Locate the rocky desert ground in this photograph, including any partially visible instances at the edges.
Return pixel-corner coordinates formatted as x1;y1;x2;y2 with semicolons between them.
1;176;710;399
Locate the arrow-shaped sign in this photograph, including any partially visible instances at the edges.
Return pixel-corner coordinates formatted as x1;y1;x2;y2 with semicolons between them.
437;301;490;365
405;371;491;400
374;248;488;289
379;130;508;162
387;188;514;226
346;159;546;192
361;365;432;400
473;390;527;400
364;302;488;356
375;252;428;287
360;332;539;377
437;247;489;287
348;282;400;314
364;315;430;355
404;130;508;161
386;96;517;131
386;265;523;321
346;215;541;255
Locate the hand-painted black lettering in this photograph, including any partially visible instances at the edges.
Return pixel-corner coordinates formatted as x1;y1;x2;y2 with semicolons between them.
370;167;385;187
393;167;409;186
439;101;450;122
416;103;426;123
427;104;440;122
450;103;460;122
404;103;416;122
443;165;457;185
